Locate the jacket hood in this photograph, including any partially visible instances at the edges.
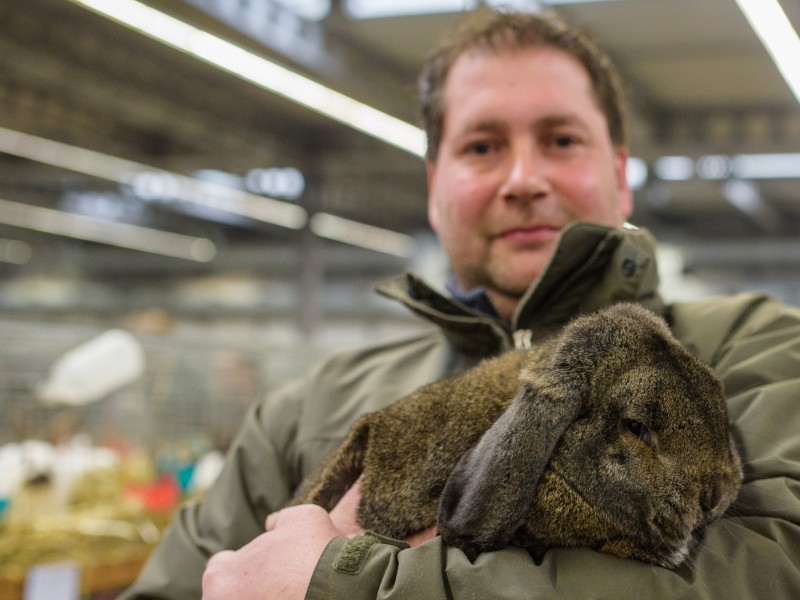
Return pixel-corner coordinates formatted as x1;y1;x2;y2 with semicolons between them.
376;222;665;356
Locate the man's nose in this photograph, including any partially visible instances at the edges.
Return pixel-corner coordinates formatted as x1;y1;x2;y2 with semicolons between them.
500;143;549;201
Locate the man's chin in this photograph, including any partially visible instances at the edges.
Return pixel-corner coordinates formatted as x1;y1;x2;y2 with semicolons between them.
483;279;540;304
487;261;549;296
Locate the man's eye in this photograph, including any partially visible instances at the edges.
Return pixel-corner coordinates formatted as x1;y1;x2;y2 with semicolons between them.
552;135;577;148
469;142;492;155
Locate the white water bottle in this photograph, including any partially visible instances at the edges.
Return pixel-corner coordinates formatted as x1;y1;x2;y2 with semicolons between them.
36;329;144;406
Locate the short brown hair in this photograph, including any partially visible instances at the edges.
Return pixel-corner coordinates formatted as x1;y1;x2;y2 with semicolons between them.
418;8;628;162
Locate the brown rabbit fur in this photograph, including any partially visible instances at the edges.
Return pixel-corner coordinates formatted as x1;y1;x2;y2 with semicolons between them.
295;303;742;568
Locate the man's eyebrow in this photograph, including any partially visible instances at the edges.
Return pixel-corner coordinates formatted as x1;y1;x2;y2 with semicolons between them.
457;115;589;136
535;115;589;129
457;119;507;135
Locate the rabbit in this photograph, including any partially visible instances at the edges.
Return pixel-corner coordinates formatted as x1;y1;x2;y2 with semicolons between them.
295;303;743;568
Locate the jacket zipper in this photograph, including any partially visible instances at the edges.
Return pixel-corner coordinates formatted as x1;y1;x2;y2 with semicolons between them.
512;329;533;350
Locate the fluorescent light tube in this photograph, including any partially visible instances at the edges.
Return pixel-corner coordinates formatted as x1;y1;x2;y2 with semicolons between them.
0;238;33;264
654;156;695;181
66;0;427;157
0;126;308;230
345;0;474;19
545;0;621;4
0;125;415;257
626;157;648;189
310;213;415;257
735;0;800;104
732;153;800;179
0;197;216;262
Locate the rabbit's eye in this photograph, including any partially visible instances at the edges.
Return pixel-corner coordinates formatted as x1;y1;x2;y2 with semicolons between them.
624;419;650;443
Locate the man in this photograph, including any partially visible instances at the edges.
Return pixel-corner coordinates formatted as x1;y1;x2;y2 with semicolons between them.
123;9;800;600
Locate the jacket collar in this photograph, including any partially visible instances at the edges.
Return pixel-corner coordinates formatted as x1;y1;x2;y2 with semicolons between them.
376;222;665;356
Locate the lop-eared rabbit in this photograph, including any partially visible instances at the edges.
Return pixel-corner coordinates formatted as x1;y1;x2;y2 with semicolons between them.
296;303;742;567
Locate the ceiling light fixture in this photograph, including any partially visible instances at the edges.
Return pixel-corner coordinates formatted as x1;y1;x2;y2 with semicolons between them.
0;197;217;262
310;213;415;258
545;0;621;4
0;238;33;265
0;126;308;230
625;157;648;190
0;125;416;257
344;0;617;19
345;0;477;19
734;0;800;104
696;155;733;180
732;153;800;180
66;0;427;158
653;156;695;182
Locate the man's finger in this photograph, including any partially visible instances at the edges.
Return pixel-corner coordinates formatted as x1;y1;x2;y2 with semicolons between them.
329;475;366;537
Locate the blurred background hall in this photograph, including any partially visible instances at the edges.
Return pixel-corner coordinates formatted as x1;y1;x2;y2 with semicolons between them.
0;0;797;596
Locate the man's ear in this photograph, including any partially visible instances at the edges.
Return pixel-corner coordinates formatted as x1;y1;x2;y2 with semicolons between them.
426;160;440;232
614;147;634;222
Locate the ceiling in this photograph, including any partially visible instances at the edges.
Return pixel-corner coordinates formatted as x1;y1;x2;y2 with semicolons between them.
0;0;798;313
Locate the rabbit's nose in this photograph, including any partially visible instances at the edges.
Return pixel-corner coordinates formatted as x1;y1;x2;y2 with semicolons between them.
700;483;722;515
700;475;736;518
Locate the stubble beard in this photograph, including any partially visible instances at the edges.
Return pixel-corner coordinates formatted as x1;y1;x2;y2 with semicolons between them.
485;244;553;296
466;256;542;314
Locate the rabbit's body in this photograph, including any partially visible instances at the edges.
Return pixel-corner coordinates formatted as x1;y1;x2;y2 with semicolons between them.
296;304;742;568
297;348;530;537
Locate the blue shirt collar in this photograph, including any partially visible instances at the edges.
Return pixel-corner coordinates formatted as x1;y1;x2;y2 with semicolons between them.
445;275;500;318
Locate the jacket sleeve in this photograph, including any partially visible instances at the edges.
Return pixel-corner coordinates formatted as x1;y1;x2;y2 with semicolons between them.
305;296;800;599
118;379;305;600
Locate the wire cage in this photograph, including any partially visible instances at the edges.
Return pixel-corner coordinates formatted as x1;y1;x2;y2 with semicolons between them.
0;309;321;599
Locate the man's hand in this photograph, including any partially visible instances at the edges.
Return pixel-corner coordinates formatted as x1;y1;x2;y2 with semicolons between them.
202;503;338;600
201;477;437;600
201;479;368;600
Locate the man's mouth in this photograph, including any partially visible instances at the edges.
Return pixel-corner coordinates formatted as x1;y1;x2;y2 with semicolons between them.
494;225;561;245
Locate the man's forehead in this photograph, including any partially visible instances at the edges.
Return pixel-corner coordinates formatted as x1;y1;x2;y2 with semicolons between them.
441;47;605;134
455;43;584;72
444;45;593;99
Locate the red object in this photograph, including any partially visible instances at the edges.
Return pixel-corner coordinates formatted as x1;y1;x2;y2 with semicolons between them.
124;474;181;513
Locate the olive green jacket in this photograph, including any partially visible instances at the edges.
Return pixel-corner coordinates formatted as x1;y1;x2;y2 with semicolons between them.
121;223;800;599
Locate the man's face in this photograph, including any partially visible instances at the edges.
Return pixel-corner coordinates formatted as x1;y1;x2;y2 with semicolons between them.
427;46;633;319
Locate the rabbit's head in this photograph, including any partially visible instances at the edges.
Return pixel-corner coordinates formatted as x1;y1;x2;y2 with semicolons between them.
438;303;742;567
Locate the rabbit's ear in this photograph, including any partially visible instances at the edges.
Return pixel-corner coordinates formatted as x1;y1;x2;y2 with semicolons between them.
437;384;585;557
